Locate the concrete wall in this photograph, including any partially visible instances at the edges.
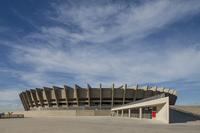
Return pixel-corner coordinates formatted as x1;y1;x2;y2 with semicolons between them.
156;98;169;123
15;110;111;117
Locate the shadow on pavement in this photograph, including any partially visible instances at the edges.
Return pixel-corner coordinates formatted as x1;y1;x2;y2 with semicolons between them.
169;108;200;123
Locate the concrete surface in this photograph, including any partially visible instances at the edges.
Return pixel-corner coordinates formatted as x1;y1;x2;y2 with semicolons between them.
169;108;200;123
171;105;200;115
0;116;200;133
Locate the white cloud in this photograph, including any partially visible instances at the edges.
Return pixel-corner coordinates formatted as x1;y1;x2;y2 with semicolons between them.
1;0;200;87
0;0;200;109
49;0;200;43
8;42;200;87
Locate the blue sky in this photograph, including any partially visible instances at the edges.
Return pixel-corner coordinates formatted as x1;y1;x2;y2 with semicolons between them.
0;0;200;111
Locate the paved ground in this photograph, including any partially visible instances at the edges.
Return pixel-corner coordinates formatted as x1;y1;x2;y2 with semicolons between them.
0;116;200;133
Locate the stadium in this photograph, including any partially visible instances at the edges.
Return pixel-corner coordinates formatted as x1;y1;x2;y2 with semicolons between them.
19;84;177;111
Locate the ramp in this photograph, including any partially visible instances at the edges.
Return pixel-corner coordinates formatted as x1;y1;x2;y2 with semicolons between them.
170;106;200;123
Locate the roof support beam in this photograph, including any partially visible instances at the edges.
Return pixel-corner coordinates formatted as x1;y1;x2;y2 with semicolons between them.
74;84;80;106
87;84;91;107
123;84;127;104
100;83;102;109
133;84;138;101
64;85;71;107
19;93;28;111
36;88;44;107
154;86;158;95
53;86;59;107
111;83;114;107
43;87;51;107
144;85;149;98
22;92;30;110
25;90;33;108
30;89;38;107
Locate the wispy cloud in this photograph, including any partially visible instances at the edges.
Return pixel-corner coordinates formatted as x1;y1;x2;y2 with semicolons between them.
8;43;200;85
48;0;200;43
1;0;200;86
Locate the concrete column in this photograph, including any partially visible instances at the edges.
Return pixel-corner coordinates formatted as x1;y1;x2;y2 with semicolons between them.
113;111;115;116
128;109;131;118
36;88;44;107
53;86;59;107
87;84;91;107
111;83;114;107
123;84;127;104
155;86;158;95
74;85;79;106
43;87;51;107
19;93;27;111
116;110;119;116
21;93;28;110
25;90;33;108
134;84;138;101
100;84;102;109
121;110;124;117
144;85;149;98
30;90;38;107
22;92;30;110
64;85;69;107
139;107;142;119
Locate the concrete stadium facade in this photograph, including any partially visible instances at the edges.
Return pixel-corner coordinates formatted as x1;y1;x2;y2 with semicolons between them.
19;84;177;111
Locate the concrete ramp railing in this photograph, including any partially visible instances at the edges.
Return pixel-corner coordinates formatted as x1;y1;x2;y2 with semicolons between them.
112;93;166;110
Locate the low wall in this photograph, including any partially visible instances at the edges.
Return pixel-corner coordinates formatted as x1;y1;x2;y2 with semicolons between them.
171;106;200;115
15;110;111;117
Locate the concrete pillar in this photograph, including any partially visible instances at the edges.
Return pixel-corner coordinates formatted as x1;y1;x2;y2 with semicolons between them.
43;87;51;107
22;92;30;110
74;85;79;106
25;90;33;108
100;84;102;109
87;84;91;107
144;85;149;98
139;107;142;119
123;84;127;104
19;93;27;111
53;87;59;107
30;90;38;107
36;88;44;107
111;83;114;107
128;109;131;118
134;84;138;101
21;93;29;110
116;110;119;116
64;85;70;107
112;111;115;117
121;110;124;117
155;86;158;95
